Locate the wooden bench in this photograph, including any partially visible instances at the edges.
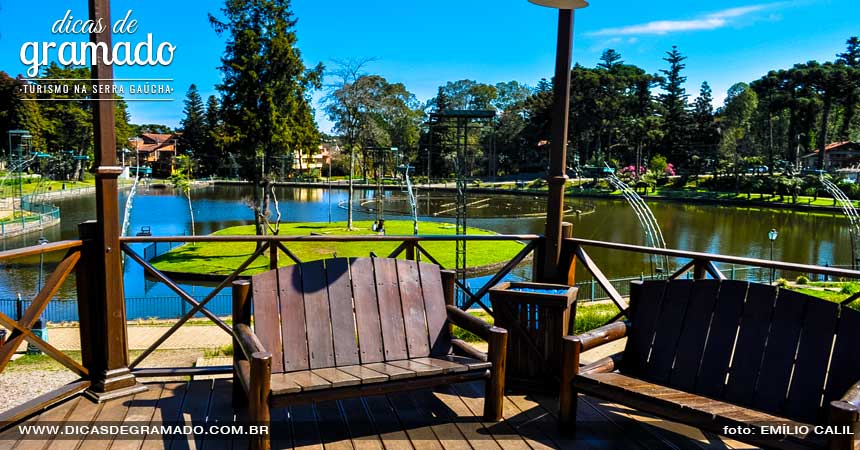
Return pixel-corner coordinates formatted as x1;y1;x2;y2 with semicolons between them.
232;257;508;450
559;279;860;450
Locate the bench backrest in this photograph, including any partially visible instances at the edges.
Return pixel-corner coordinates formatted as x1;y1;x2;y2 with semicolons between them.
250;257;451;374
623;279;860;424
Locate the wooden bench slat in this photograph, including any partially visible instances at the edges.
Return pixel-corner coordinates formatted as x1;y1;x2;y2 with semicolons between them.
695;280;748;398
723;283;777;406
386;359;445;376
824;306;860;405
644;280;692;384
752;288;807;413
252;269;283;373
325;258;360;367
397;259;432;359
352;258;385;364
669;279;720;391
362;362;416;380
273;371;331;392
622;280;666;376
410;356;469;373
338;365;390;384
279;264;310;372
786;297;839;423
374;258;409;361
312;367;362;388
420;263;450;356
302;260;336;369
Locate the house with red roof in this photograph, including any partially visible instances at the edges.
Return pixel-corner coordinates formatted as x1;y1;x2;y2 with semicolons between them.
800;141;860;170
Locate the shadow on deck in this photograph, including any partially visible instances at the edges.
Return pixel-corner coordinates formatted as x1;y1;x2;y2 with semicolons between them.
1;379;755;450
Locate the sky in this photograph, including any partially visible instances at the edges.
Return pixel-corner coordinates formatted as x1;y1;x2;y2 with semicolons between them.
1;0;858;134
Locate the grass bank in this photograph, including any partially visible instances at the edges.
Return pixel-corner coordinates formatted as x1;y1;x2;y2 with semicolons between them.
151;220;526;276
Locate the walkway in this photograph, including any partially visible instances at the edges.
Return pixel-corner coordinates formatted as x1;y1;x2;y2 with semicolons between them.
1;379;756;449
14;324;231;353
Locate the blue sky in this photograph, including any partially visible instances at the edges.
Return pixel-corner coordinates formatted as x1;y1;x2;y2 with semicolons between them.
1;0;857;133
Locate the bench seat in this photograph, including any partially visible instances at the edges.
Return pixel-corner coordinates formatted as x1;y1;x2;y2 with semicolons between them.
232;257;508;450
577;371;826;450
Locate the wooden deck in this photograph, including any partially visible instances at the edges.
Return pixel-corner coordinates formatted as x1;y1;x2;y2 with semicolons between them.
1;379;759;450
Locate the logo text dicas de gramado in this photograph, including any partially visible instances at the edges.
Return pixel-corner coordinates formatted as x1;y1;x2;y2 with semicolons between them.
19;10;175;78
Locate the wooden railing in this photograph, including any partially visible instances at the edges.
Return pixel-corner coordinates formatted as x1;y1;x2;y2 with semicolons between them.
562;237;860;325
118;233;541;377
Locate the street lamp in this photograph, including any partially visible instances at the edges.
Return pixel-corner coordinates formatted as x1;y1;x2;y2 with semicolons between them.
768;228;778;283
529;0;588;280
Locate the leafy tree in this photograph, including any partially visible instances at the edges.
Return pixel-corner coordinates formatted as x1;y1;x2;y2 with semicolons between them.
658;46;691;165
210;0;323;236
169;154;196;236
721;82;759;188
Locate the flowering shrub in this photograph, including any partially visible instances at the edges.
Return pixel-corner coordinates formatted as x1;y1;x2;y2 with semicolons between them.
620;165;647;177
665;163;676;177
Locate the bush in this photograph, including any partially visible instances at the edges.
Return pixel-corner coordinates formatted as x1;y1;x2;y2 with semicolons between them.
776;278;789;287
840;283;860;295
796;275;810;285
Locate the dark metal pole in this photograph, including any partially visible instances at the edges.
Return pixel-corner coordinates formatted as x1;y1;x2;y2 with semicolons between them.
84;0;143;400
770;240;775;283
542;9;575;281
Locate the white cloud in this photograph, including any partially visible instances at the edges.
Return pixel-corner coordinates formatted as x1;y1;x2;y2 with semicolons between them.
588;3;781;37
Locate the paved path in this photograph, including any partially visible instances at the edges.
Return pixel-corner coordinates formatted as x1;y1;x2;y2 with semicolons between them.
13;324;231;352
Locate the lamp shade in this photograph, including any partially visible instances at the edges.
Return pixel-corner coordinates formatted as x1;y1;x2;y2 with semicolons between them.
528;0;589;9
768;229;778;241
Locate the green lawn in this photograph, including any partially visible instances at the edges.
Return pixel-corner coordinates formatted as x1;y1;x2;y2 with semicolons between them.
151;220;526;276
452;302;621;342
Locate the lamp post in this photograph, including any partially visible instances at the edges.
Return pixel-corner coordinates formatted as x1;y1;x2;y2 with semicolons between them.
529;0;588;281
768;228;778;283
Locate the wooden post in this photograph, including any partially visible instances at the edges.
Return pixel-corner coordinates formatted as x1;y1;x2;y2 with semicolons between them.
249;352;272;450
558;336;581;429
405;242;416;261
268;242;278;270
693;259;707;280
557;222;575;285
484;326;507;422
543;9;575;282
81;0;144;401
232;280;251;407
441;270;456;337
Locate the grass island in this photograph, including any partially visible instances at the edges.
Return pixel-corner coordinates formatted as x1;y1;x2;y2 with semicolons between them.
150;220;527;277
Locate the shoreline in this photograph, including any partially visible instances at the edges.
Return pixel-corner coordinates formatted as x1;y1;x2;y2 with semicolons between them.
211;179;854;214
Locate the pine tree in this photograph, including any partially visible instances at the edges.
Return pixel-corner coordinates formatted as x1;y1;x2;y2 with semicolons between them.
179;84;206;159
200;95;221;176
210;0;322;235
837;37;860;139
597;49;623;71
658;46;691;165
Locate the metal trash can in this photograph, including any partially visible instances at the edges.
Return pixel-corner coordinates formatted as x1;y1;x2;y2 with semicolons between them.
27;319;47;354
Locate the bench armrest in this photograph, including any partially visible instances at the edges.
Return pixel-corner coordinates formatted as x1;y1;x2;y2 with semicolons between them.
446;305;494;341
235;323;267;360
451;339;488;362
559;321;628;425
579;353;623;376
828;379;860;449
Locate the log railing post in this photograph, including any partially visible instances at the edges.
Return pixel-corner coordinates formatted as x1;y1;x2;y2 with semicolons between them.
405;242;416;261
268;240;278;270
693;259;707;280
232;279;251;407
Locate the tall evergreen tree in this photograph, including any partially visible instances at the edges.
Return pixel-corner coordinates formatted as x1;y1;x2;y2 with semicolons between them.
658;46;691;165
837;37;860;140
597;49;623;71
179;84;206;160
210;0;323;236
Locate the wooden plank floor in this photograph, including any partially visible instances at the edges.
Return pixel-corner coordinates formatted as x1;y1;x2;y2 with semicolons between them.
1;380;758;450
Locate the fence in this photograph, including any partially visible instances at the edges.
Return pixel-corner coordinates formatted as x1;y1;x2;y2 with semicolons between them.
142;241;184;261
0;295;233;323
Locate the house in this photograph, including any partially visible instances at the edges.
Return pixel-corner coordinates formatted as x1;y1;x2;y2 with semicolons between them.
800;141;860;170
130;133;180;176
291;144;332;174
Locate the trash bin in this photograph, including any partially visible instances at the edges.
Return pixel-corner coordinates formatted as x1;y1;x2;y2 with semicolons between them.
27;319;47;355
489;282;578;392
